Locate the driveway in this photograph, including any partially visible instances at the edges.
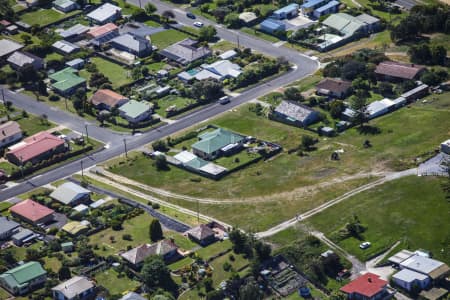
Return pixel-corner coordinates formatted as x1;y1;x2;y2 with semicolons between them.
45;212;68;230
418;153;449;176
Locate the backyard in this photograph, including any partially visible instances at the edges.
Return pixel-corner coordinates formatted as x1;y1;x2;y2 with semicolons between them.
20;8;79;27
80;57;133;88
95;268;140;296
150;29;190;50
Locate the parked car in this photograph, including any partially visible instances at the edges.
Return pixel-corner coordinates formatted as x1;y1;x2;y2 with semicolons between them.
193;21;204;27
186;12;196;19
359;242;371;249
219;96;230;104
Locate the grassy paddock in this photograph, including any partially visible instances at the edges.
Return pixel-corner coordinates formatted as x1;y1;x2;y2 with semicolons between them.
150;29;189;50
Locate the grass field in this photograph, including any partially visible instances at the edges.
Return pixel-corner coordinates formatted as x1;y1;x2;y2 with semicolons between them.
0;287;11;299
307;176;450;263
150;29;189;50
83;57;133;88
155;96;195;117
20;9;79;27
95;268;140;296
241;27;280;43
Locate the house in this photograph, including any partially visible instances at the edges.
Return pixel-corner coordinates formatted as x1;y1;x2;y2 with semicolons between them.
400;84;429;101
178;60;242;82
0;19;11;27
375;61;426;82
120;240;179;269
313;0;340;18
393;269;431;292
6;131;68;165
0;39;23;58
53;0;78;13
239;12;258;25
388;249;415;266
49;67;86;96
50;182;91;206
52;40;80;55
272;3;299;19
366;98;395;119
87;3;122;25
73;204;89;215
340;273;388;300
219;49;238;60
441;139;450;155
272;100;320;127
59;24;90;41
62;221;90;236
260;18;286;34
400;255;450;280
192;128;246;160
301;0;331;15
0;217;20;240
0;121;22;149
12;228;37;246
0;262;47;295
5;24;18;34
109;33;151;57
87;23;119;46
120;292;147;300
52;276;96;300
185;224;216;246
118;100;152;124
316;78;351;98
10;199;55;225
174;151;228;179
7;51;44;70
159;38;212;65
66;58;85;70
355;13;380;31
90;89;129;111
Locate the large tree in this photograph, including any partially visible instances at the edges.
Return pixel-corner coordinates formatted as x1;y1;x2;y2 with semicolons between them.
144;3;156;15
350;94;368;127
239;279;263;300
141;255;172;290
149;219;163;242
198;25;217;42
191;79;223;102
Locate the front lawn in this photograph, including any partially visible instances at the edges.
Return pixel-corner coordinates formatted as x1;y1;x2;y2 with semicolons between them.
16;113;56;136
95;268;140;296
150;29;189;50
307;176;450;263
155;95;196;117
20;9;79;27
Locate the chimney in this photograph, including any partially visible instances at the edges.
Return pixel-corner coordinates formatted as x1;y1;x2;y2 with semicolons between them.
368;277;372;283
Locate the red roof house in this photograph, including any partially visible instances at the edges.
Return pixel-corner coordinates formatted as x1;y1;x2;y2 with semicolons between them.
375;61;426;81
10;199;55;225
90;89;128;111
340;273;388;300
6;131;68;166
87;23;118;38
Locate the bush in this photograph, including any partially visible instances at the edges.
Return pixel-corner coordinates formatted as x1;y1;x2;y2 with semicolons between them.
122;234;132;241
152;203;160;209
222;262;232;272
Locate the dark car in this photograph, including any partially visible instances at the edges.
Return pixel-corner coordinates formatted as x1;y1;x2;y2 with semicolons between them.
186;12;196;19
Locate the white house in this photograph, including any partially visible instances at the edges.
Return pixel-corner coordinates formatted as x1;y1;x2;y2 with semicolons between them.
87;3;122;25
52;276;95;300
393;269;431;292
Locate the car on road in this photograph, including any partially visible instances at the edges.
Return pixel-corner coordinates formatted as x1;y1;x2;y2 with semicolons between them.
193;21;204;27
186;12;196;19
359;242;371;249
219;96;230;104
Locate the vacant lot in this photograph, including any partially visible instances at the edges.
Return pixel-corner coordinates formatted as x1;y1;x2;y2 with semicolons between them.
82;57;133;88
95;268;140;296
150;29;189;50
20;9;79;27
307;176;450;263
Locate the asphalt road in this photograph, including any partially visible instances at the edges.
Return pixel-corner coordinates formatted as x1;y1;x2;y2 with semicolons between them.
0;4;319;201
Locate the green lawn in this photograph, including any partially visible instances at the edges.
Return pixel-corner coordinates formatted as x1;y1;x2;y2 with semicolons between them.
43;256;62;272
20;9;79;27
155;95;196;117
85;57;133;88
0;287;11;299
307;176;450;263
95;268;140;296
169;257;194;271
16;113;56;136
210;252;249;285
214;150;261;170
241;27;280;43
0;161;17;175
164;231;198;251
150;29;189;50
196;240;232;259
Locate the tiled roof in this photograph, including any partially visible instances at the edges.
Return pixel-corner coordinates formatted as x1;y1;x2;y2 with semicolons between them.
90;89;128;108
87;23;118;38
120;240;178;265
375;61;425;80
10;199;54;223
274;100;317;122
316;78;351;94
340;273;387;298
186;224;215;241
0;121;22;141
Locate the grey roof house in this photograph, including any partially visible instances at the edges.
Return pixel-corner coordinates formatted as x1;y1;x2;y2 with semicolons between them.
185;224;216;246
50;182;91;206
0;217;20;240
159;38;211;65
59;24;90;41
87;3;122;25
0;39;23;58
12;228;37;246
53;0;79;13
110;33;151;57
272;100;320;127
52;40;80;55
52;276;95;300
7;51;44;70
120;292;147;300
120;240;179;268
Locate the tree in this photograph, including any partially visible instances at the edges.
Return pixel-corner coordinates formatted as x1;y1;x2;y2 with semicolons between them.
378;82;393;96
300;135;316;151
254;240;271;261
89;72;111;89
25;248;40;261
161;10;175;24
224;13;241;28
58;266;71;280
284;87;303;102
430;45;446;65
141;255;172;290
198;25;217;42
191;79;223;102
155;155;168;171
420;70;441;86
329;100;345;118
239;279;263;300
144;2;156;15
149;219;163;242
350;95;368;127
17;64;39;84
152;140;169;152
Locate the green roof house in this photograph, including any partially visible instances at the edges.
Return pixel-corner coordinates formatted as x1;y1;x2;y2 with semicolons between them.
118;100;152;124
0;261;47;295
49;67;86;96
192;128;245;160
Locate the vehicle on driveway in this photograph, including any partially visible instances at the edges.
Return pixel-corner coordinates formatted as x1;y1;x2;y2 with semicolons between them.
193;21;204;27
359;242;371;249
186;12;196;19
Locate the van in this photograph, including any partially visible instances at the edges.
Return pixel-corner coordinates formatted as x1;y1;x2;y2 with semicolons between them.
219;96;230;104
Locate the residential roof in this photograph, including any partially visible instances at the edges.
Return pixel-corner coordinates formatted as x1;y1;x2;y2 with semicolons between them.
274;3;299;14
52;40;80;54
10;199;54;223
323;13;366;36
7;51;42;68
174;150;197;164
274;100;317;122
239;12;258;23
367;98;395;116
110;33;151;53
0;39;23;58
0;20;11;26
120;292;147;300
87;3;121;23
302;0;328;9
184;156;209;169
340;273;387;298
186;224;215;241
66;58;84;68
219;49;238;60
0;262;46;289
316;78;351;94
11;228;35;241
59;23;90;39
393;269;429;283
53;0;76;9
159;38;211;65
91;89;128;108
49;67;86;92
192;128;245;155
356;13;380;24
50;182;90;205
401;84;428;98
0;216;20;235
375;61;426;80
315;0;340;13
87;22;118;38
0;121;22;141
202;60;242;79
388;249;415;265
52;276;94;299
73;204;89;213
62;221;89;235
7;131;66;163
400;255;450;279
260;18;285;31
120;240;178;265
118;100;152;119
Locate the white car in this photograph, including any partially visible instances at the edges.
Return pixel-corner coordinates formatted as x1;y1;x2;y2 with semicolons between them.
359;242;371;249
193;21;204;27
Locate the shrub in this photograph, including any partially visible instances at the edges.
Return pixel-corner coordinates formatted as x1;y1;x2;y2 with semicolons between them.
223;262;232;271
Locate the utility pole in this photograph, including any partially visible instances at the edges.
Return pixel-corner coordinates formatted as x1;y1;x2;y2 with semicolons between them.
1;89;5;104
123;138;128;158
80;160;84;178
138;0;142;8
84;123;89;143
237;34;240;49
197;199;200;224
20;156;24;180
